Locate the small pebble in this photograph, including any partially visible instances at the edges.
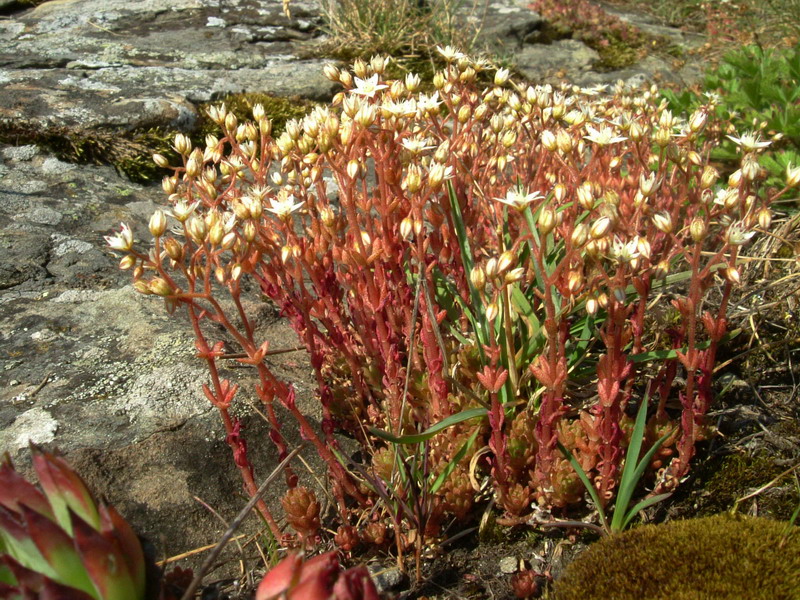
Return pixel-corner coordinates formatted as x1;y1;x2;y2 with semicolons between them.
500;556;519;574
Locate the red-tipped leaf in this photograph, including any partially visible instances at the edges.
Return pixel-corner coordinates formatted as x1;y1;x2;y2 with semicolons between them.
0;460;53;520
31;446;100;534
71;512;137;600
20;507;97;599
97;504;145;597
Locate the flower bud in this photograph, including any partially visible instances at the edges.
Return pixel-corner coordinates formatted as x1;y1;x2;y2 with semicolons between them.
347;159;360;179
505;267;525;284
164;238;184;261
119;255;136;270
654;259;669;279
586;296;599;315
497;250;515;274
400;217;413;240
728;169;742;187
690;218;707;242
786;163;800;187
403;165;422;193
224;111;238;132
541;130;557;151
173;133;192;155
457;105;471;123
470;266;487;291
188;217;207;243
149;209;167;237
485;257;499;279
758;208;772;230
209;222;225;246
243;221;257;242
538;208;557;235
590;216;612;239
485;302;499;322
494;67;510;86
149;277;173;297
689;110;707;133
577;182;594;210
571;223;589;247
700;165;718;189
567;270;583;294
725;266;741;285
133;280;152;294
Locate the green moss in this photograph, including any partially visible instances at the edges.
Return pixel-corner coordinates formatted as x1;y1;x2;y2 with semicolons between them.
0;121;177;183
555;514;800;600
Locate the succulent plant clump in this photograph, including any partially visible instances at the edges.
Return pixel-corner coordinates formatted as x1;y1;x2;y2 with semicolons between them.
0;445;146;600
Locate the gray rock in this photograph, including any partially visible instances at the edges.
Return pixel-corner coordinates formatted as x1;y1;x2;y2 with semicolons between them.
368;565;405;593
2;145;38;161
0;230;50;289
515;40;600;82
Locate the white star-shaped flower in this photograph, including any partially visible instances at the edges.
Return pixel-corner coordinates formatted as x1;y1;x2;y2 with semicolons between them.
105;222;134;252
726;131;771;152
266;194;304;220
495;189;544;211
584;125;628;145
351;74;388;98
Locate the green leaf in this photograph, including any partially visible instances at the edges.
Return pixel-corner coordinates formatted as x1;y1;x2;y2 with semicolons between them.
557;441;608;533
370;407;488;445
621;493;672;530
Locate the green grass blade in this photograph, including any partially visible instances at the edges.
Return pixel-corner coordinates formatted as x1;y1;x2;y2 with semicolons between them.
558;441;608;533
621;493;672;530
370;407;488;445
611;398;650;532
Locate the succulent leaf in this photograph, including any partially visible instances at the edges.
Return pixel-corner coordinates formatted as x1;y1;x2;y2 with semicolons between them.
31;447;100;534
71;512;138;600
20;507;97;599
0;458;53;520
0;507;57;582
97;504;145;596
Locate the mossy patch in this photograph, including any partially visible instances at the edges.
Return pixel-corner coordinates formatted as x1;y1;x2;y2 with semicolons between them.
0;121;178;183
701;451;798;518
554;513;800;600
0;92;317;183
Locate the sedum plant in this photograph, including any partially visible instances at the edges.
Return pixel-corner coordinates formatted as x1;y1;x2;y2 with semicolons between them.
0;445;146;600
108;49;783;559
256;552;379;600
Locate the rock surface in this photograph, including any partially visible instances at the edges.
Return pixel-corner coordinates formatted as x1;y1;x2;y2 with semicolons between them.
0;0;706;577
